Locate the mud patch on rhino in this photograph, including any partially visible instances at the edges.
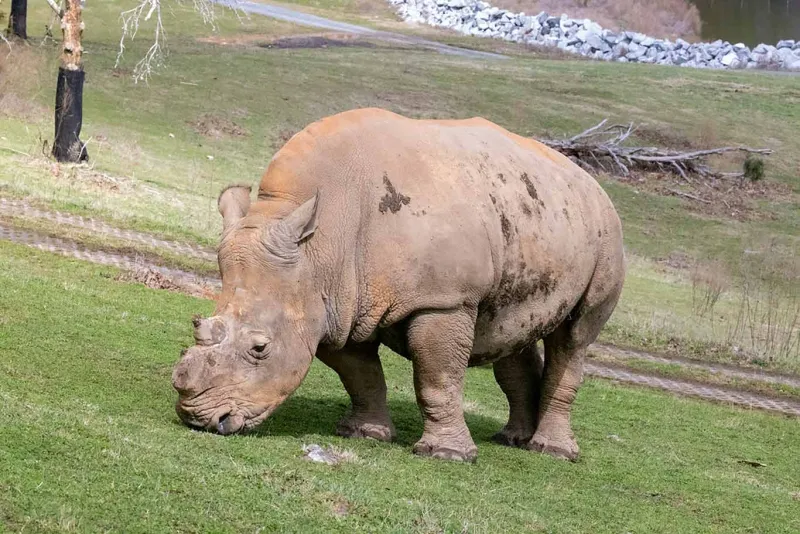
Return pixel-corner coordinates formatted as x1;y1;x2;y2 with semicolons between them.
497;172;506;184
562;207;571;221
520;201;532;218
489;194;497;206
378;173;411;214
495;269;558;309
499;213;513;244
520;172;545;209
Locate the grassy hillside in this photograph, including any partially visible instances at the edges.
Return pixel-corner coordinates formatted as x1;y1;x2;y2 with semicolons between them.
1;241;799;533
0;0;798;371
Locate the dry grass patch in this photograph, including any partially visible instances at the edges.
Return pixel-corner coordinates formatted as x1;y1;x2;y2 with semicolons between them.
189;113;249;139
615;168;794;221
0;44;50;120
688;250;800;367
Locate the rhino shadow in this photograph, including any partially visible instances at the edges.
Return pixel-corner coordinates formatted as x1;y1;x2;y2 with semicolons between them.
245;394;506;447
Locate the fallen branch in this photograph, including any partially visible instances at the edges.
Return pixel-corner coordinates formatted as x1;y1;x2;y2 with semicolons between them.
669;190;711;204
537;120;773;181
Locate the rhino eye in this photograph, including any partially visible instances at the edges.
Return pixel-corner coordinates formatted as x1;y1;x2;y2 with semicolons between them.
250;340;271;359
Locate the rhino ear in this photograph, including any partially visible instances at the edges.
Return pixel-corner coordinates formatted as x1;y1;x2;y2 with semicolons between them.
281;192;320;243
218;184;252;231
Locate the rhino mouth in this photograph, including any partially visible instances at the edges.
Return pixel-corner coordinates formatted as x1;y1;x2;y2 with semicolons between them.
216;412;246;435
177;402;276;435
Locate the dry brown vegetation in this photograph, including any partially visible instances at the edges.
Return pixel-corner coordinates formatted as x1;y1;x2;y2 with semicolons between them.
691;249;800;366
491;0;702;40
0;45;50;121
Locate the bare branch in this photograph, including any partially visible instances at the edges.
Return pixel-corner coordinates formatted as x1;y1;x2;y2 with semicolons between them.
1;32;11;55
115;0;242;84
46;0;64;18
567;119;607;143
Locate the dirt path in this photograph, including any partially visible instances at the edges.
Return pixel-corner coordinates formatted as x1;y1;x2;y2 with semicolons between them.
214;0;506;60
586;363;800;417
0;222;220;292
591;343;800;390
0;198;216;262
1;202;798;418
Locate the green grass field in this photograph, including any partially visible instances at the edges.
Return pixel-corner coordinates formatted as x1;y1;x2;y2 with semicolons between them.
2;2;800;531
1;241;799;533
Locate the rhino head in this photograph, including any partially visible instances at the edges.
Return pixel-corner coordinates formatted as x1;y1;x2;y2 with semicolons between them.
172;184;326;435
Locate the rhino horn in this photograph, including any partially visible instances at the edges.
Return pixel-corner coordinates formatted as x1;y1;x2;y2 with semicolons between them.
193;316;227;346
262;192;320;264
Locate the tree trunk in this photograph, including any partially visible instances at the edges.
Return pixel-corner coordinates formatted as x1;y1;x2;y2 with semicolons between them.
8;0;26;39
53;0;88;163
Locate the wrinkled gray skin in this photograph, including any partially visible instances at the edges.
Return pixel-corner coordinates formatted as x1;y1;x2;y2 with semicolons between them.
172;108;625;462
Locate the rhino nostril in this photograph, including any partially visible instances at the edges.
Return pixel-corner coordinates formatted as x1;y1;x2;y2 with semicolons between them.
172;369;192;395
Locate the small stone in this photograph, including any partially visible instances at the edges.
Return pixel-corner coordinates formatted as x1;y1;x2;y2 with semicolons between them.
628;32;645;43
611;43;627;58
584;20;602;34
536;11;549;25
587;34;610;52
720;51;740;68
776;39;795;49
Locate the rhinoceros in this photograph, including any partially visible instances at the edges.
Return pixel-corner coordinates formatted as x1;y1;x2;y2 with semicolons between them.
172;108;625;462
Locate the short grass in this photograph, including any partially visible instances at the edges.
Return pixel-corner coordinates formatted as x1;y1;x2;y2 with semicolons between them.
1;0;798;370
2;241;800;533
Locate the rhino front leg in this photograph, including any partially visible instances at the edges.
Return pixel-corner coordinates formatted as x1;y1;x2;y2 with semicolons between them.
316;342;396;442
492;343;544;448
407;309;477;463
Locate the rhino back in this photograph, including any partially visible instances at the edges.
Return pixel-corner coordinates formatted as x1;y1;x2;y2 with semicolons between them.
260;109;619;355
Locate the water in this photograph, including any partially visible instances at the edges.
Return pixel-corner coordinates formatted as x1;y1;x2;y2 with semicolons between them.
691;0;800;46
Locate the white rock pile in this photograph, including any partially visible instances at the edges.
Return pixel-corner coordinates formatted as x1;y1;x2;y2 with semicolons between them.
389;0;800;70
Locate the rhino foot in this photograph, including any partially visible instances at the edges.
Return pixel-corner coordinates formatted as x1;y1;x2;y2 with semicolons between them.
526;433;580;462
336;418;395;442
491;428;534;448
413;438;478;463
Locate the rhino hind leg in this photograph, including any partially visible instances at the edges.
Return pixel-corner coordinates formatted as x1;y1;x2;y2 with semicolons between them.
529;273;624;462
316;342;396;442
407;308;478;463
492;343;544;448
